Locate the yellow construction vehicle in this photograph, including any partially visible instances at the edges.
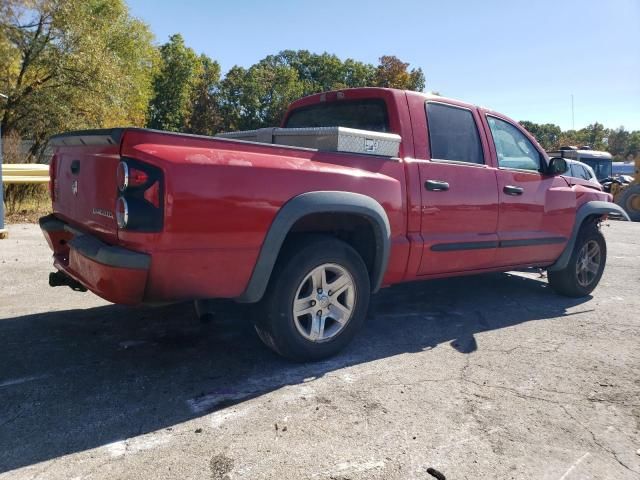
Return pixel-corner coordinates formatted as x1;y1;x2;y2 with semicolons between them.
611;155;640;222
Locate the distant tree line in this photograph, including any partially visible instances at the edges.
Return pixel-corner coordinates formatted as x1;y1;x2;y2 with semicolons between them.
0;0;424;160
147;35;425;134
1;0;636;165
520;121;640;161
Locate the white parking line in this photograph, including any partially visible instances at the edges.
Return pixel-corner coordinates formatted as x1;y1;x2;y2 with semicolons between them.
558;452;590;480
0;374;49;388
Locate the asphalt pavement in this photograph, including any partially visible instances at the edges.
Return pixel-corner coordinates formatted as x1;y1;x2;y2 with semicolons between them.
0;222;638;479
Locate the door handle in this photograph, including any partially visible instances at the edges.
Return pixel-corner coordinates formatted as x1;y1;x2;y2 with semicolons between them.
425;180;450;191
70;160;80;174
503;185;523;196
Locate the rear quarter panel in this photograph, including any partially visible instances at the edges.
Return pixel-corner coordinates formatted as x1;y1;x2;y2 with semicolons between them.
120;131;406;302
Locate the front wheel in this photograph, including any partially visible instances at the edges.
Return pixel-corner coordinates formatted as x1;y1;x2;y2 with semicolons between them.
548;223;607;297
254;236;370;361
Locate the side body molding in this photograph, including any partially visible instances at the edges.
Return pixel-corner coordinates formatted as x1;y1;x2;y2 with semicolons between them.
237;191;392;303
548;201;630;271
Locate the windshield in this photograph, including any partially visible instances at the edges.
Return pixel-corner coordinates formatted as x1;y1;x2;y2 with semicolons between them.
580;158;611;180
284;99;390;132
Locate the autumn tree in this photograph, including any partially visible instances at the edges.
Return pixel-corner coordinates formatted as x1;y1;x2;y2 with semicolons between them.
0;0;157;156
374;55;425;91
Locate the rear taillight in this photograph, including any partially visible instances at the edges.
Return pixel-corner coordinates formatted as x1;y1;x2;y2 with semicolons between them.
115;196;129;228
116;161;128;191
117;161;149;192
49;154;58;201
115;158;163;232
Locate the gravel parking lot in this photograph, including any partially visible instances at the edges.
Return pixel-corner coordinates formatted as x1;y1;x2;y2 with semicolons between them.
0;222;638;480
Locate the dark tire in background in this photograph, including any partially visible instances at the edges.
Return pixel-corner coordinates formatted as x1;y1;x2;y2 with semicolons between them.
616;184;640;222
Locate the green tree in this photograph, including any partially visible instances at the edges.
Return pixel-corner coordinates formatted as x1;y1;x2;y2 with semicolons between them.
269;50;376;95
519;121;562;150
343;58;376;88
187;54;222;136
582;122;607;150
558;129;588;149
606;126;630;161
626;131;640;159
217;61;303;131
0;0;157;156
147;34;201;132
214;50;426;132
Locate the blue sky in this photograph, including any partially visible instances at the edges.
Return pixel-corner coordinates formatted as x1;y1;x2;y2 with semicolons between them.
128;0;640;130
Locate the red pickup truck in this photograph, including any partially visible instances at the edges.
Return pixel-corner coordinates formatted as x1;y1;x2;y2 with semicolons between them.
40;88;628;360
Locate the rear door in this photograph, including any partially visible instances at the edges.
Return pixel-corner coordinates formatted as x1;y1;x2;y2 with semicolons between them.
416;101;500;275
482;114;573;266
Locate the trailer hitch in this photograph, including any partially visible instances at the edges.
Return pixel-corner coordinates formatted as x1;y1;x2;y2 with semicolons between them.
49;271;88;292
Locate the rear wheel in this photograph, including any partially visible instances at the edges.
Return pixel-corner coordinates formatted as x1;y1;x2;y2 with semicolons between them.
254;236;370;361
548;222;606;297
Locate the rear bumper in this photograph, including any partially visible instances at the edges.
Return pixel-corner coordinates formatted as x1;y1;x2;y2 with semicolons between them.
39;214;150;305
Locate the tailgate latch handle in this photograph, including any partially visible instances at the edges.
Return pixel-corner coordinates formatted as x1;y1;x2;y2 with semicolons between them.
70;160;80;174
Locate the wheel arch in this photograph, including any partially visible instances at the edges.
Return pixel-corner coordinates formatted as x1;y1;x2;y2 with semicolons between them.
548;200;629;272
237;191;391;303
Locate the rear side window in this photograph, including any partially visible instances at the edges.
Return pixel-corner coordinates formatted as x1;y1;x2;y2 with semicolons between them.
284;99;389;132
426;103;484;164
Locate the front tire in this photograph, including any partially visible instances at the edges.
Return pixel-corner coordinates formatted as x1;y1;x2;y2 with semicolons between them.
548;223;607;297
254;236;370;361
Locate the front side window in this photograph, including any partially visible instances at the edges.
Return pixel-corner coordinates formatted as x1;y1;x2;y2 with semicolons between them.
426;103;484;164
487;116;542;172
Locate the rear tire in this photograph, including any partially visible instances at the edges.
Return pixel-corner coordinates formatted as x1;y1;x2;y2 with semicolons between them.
548;222;606;297
254;236;370;361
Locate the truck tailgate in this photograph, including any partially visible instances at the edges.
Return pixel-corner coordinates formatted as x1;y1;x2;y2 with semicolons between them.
50;130;123;244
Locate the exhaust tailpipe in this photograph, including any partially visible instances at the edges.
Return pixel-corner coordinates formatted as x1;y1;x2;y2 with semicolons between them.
49;271;88;292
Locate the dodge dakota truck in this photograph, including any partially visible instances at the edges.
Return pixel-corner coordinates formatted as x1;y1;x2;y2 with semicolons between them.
40;88;629;360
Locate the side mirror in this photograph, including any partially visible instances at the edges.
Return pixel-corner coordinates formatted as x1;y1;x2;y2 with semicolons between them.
548;157;568;175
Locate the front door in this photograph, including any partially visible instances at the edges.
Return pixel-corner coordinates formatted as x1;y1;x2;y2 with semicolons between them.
417;102;500;275
483;115;574;266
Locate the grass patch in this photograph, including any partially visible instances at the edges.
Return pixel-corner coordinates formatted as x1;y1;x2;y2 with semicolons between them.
3;184;51;224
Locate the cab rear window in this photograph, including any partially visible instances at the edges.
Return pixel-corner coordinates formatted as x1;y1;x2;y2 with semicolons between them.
284;99;390;132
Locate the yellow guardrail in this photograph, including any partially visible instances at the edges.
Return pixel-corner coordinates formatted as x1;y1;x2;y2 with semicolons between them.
1;164;50;184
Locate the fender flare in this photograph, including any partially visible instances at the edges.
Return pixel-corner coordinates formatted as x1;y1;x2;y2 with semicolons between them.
548;201;630;271
237;191;391;303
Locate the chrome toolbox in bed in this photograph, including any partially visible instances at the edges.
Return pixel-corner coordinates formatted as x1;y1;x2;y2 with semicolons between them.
217;126;401;157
